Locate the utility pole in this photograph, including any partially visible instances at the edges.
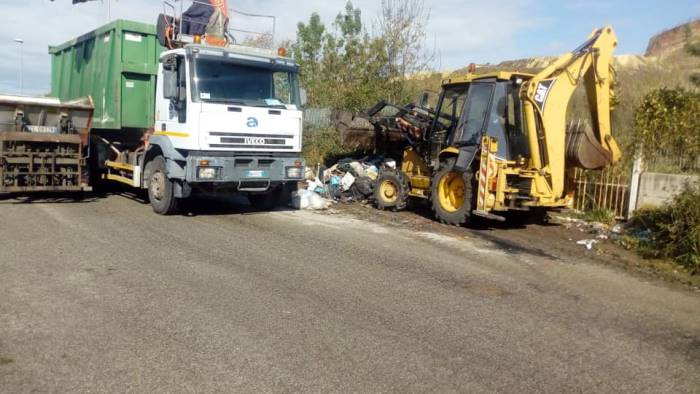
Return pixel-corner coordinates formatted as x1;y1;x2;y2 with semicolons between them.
13;38;23;95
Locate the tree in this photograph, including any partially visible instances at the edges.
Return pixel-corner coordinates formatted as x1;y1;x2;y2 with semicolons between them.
292;1;433;112
684;24;700;86
633;87;700;171
375;0;434;102
239;33;274;49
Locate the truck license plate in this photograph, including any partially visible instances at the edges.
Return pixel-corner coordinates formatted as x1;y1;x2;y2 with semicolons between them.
245;170;268;178
26;125;59;134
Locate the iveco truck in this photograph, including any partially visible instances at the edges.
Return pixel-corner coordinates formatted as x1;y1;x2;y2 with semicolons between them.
0;18;305;214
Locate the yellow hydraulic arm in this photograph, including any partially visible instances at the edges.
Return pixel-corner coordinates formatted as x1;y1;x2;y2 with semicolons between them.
521;26;622;199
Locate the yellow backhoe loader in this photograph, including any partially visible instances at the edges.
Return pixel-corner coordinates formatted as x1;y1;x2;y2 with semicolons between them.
366;26;621;225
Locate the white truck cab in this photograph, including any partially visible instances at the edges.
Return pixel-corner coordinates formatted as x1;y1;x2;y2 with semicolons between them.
143;44;305;213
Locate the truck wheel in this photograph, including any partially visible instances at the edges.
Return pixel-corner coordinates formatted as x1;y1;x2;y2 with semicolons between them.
374;169;409;211
248;186;283;211
146;156;179;215
431;159;474;226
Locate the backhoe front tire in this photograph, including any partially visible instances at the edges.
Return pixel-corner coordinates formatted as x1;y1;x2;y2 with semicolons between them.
431;159;474;226
374;169;409;211
146;156;179;215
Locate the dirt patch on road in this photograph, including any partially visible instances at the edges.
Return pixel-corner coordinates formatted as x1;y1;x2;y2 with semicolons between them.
320;202;700;291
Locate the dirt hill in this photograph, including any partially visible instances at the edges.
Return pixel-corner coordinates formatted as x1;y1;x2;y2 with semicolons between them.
448;20;700;76
646;19;700;57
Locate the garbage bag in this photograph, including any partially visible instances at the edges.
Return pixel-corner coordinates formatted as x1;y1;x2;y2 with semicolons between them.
354;176;374;196
340;173;356;191
291;190;330;210
181;3;215;36
366;166;379;180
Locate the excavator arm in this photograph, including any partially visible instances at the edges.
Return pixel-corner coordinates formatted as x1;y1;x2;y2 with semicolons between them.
521;26;621;199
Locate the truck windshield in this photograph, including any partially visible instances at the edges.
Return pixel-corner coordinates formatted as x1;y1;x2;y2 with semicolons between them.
192;57;301;108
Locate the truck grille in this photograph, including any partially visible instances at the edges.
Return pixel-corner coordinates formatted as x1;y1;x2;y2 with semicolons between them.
209;132;295;150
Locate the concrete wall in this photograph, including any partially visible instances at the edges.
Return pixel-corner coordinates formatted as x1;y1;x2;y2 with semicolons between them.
636;172;699;208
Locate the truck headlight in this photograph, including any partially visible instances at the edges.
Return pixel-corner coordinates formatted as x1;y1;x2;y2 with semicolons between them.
197;167;221;180
286;166;303;179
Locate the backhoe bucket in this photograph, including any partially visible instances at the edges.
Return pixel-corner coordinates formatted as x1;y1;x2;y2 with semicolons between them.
565;121;613;170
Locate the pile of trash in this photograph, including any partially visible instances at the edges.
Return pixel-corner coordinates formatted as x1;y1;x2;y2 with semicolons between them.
292;156;396;210
558;216;625;250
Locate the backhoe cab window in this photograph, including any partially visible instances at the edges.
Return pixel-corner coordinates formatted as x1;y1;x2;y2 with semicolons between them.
485;83;509;159
451;83;494;146
507;81;529;159
434;84;468;132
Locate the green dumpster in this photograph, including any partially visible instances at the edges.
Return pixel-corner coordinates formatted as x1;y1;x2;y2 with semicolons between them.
49;20;165;131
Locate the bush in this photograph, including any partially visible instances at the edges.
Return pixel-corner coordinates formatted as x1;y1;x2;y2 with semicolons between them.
302;125;363;167
633;87;700;172
631;183;700;274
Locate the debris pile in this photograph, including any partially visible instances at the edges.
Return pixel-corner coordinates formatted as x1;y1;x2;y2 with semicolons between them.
558;216;628;251
295;156;396;210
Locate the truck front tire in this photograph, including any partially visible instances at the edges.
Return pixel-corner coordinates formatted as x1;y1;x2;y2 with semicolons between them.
146;156;179;215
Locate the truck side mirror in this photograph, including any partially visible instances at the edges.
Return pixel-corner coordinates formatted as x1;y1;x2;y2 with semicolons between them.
163;69;178;100
300;88;308;108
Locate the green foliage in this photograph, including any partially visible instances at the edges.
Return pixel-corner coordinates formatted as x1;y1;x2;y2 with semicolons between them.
631;184;700;274
302;126;350;166
632;87;700;169
578;208;616;225
684;24;700;86
292;3;388;112
292;1;432;112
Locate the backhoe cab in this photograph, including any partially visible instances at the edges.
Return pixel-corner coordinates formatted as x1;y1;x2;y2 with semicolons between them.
367;26;621;225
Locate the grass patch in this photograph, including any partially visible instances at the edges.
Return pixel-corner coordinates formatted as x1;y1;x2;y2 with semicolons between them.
577;208;616;225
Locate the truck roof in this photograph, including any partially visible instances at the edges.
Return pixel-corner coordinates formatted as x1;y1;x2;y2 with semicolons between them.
170;43;297;66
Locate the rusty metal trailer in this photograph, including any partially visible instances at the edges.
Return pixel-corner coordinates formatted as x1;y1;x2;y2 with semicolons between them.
0;95;94;193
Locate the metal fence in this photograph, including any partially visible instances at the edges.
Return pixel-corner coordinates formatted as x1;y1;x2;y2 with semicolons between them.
572;168;631;219
645;149;700;174
303;108;332;128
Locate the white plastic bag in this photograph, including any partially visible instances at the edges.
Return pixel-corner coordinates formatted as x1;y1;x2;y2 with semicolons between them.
291;190;329;210
340;173;356;191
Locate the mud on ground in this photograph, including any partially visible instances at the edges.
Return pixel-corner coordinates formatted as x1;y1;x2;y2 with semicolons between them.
319;201;700;291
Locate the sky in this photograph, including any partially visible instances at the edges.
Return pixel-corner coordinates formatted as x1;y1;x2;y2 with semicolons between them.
0;0;698;95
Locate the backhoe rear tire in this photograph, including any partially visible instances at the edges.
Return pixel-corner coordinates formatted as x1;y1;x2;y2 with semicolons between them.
146;156;180;215
374;169;409;211
431;158;474;226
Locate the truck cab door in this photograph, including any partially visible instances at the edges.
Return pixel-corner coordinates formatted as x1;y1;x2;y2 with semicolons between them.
155;55;196;149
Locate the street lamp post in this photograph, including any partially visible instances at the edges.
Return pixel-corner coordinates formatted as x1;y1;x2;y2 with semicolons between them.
13;38;23;95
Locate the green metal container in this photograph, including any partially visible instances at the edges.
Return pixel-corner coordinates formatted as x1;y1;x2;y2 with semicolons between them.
49;20;164;131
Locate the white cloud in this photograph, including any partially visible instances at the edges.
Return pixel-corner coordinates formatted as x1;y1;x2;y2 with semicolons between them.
0;0;545;95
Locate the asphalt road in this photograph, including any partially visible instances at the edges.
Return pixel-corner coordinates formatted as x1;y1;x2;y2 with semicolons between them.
1;193;699;393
